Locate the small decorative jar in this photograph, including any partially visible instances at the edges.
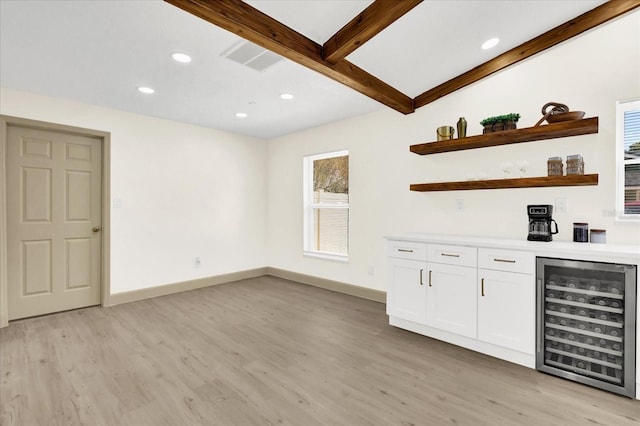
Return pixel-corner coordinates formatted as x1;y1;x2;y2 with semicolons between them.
547;157;563;176
566;154;584;175
590;229;606;244
573;222;589;243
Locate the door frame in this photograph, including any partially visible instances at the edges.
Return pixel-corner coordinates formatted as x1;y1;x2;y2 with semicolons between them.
0;115;111;327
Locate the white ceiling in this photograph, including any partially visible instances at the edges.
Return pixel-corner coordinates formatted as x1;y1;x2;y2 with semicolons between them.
0;0;606;139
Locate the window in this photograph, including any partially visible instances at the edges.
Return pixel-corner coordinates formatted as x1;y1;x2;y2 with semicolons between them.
617;99;640;220
303;150;349;260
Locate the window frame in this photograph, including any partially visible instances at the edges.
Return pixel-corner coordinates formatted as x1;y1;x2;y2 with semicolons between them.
303;150;349;262
616;98;640;221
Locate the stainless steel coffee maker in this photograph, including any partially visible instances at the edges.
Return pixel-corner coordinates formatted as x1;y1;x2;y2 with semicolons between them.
527;205;558;241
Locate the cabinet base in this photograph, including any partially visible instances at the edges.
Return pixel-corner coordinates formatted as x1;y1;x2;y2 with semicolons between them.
389;316;535;369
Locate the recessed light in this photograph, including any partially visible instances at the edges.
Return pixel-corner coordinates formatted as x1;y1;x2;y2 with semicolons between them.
137;86;155;94
280;93;294;100
482;38;500;50
171;52;192;63
235;112;248;118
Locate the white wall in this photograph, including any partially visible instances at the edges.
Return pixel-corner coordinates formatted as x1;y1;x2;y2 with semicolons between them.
266;12;640;292
0;88;267;293
2;12;638;297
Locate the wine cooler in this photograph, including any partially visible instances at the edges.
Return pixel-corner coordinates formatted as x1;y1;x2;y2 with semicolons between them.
536;257;636;397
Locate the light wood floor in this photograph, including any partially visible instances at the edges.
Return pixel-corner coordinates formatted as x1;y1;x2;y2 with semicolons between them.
1;276;639;425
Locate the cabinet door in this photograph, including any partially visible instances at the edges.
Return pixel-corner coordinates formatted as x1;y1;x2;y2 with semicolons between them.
426;262;477;338
387;258;427;324
478;269;535;354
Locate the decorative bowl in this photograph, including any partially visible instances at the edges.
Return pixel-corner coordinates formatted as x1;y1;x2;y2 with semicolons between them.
546;111;585;123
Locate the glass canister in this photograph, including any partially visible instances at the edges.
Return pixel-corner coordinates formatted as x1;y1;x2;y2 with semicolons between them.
566;154;584;175
547;157;563;176
573;222;589;242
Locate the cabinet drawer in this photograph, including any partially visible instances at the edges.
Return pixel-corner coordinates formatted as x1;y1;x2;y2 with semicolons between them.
388;241;427;261
427;244;477;267
478;248;534;274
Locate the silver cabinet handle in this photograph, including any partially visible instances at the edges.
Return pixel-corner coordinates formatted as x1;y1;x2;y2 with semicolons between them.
428;270;432;287
481;278;485;297
420;269;424;285
494;258;516;263
398;249;414;253
441;253;460;258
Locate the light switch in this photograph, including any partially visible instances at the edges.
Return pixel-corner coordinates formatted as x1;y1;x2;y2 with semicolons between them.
112;198;122;209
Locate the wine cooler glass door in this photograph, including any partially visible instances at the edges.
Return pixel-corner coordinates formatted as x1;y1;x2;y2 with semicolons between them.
536;257;636;398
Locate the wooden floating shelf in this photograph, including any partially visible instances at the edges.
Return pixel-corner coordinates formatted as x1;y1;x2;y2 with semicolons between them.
410;174;599;192
410;117;599;155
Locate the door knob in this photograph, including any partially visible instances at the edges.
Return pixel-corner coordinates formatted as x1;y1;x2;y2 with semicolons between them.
92;226;101;233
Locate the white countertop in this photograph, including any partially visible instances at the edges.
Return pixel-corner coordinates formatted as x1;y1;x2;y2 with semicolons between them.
385;233;640;264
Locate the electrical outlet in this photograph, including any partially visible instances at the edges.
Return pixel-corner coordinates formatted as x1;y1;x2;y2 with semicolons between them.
112;197;122;209
555;197;568;214
456;199;464;211
195;257;201;266
601;209;616;217
368;266;375;276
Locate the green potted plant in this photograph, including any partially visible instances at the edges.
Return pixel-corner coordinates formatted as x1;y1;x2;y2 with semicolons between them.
480;113;521;134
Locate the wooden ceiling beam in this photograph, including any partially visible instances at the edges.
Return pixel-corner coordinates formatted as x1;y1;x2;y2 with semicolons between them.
323;0;423;64
414;0;640;109
164;0;414;114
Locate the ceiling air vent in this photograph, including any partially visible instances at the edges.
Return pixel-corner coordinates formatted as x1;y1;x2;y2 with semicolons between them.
221;40;284;72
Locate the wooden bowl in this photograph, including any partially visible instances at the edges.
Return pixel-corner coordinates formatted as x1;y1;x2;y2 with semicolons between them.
546;111;585;123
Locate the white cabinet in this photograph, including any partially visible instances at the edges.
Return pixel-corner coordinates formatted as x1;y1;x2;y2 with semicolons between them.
387;240;534;354
426;262;477;338
427;244;477;268
387;243;427;324
478;269;535;354
425;244;477;338
386;234;638;372
477;247;535;274
387;238;535;366
388;241;427;262
477;248;535;354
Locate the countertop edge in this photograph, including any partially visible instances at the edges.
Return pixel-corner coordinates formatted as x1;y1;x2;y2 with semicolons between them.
384;233;640;262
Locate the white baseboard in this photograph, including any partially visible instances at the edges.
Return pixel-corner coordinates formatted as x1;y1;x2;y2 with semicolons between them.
106;267;386;307
266;267;386;304
107;267;269;306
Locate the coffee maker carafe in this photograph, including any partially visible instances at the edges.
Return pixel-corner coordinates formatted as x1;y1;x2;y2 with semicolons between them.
527;205;558;241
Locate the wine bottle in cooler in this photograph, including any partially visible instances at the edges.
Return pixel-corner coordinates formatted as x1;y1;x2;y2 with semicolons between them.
576;360;590;370
607;326;621;338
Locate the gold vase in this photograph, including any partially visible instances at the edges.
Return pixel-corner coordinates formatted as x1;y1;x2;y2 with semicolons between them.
457;117;467;138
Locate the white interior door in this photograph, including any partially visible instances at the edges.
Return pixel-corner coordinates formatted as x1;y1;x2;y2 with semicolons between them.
6;125;102;320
